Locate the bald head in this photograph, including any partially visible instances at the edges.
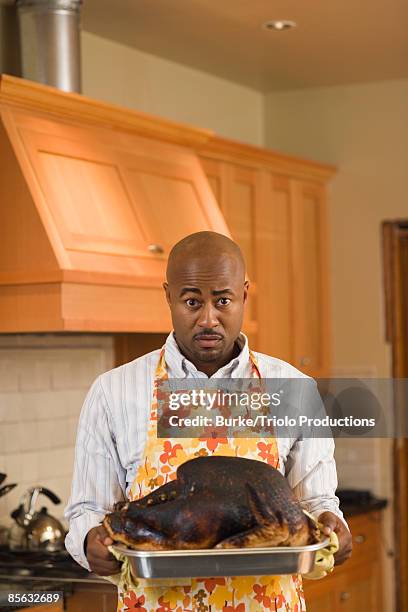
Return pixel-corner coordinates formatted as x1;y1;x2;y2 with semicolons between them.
166;231;246;283
163;231;249;376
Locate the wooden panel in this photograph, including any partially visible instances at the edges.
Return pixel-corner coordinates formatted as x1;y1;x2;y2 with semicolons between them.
20;605;63;612
119;140;228;254
304;572;339;611
0;284;63;331
198;133;337;183
337;561;380;611
305;591;336;612
290;179;330;376
255;173;292;361
344;511;381;569
0;74;213;149
0;122;59;283
66;583;117;612
198;157;223;209
2;106;229;290
305;562;381;612
0;283;172;332
305;511;384;612
201;154;331;370
207;174;221;205
62;283;171;331
19;128;149;257
224;164;256;280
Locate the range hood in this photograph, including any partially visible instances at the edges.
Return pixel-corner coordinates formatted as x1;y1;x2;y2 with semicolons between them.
0;75;230;332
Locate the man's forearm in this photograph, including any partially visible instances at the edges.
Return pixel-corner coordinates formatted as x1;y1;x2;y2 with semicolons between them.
64;377;127;570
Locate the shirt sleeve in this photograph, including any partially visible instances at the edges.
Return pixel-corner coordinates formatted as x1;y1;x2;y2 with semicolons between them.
64;376;127;571
285;436;348;528
284;379;349;530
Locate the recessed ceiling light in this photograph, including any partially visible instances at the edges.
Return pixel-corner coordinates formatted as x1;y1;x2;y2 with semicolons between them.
262;20;297;31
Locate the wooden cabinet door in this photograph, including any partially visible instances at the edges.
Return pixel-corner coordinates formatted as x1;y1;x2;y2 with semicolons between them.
18;127;151;262
255;172;292;362
336;561;381;611
201;158;331;372
66;583;117;612
304;574;339;612
305;562;380;612
200;157;258;344
290;179;330;376
222;163;257;285
11;110;229;279
118;138;228;258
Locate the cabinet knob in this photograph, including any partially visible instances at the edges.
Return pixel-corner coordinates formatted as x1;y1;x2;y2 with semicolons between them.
354;534;366;544
340;591;350;602
300;356;311;366
148;244;164;254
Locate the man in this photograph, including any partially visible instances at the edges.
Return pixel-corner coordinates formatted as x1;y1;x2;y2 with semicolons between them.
65;231;352;610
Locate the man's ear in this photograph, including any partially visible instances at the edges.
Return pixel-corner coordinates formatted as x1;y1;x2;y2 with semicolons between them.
163;282;171;307
243;280;249;303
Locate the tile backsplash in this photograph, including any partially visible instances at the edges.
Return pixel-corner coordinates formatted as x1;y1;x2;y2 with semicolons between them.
0;334;114;527
330;366;391;498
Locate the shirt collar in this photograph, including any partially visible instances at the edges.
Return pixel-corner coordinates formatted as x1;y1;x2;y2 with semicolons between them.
164;331;250;378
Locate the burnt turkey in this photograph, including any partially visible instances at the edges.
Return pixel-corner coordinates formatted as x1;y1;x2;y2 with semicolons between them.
103;456;320;550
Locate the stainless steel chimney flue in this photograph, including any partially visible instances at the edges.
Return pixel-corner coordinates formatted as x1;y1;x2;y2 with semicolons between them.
16;0;82;93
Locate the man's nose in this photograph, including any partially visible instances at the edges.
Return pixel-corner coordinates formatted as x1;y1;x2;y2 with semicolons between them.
197;302;219;328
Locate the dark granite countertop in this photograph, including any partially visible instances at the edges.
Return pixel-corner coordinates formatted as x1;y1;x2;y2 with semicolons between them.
0;546;109;589
338;494;388;518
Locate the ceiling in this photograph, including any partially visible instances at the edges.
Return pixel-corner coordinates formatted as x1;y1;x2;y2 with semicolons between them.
81;0;408;92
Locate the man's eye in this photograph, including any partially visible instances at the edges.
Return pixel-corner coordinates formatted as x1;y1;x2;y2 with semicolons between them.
186;298;199;307
218;298;231;306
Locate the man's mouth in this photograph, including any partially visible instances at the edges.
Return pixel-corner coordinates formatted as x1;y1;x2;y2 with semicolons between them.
194;334;223;348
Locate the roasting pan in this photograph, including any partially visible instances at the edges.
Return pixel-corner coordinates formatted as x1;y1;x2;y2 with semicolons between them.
111;538;330;579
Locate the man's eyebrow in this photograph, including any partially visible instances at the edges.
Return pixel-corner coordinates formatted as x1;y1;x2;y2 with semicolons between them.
212;289;234;296
179;287;202;297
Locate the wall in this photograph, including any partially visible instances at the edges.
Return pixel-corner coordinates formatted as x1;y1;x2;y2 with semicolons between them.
81;31;265;147
0;335;114;528
265;78;408;610
265;80;407;382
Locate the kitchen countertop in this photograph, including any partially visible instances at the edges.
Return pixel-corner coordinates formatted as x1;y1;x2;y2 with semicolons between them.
0;561;113;612
340;497;388;518
0;571;108;584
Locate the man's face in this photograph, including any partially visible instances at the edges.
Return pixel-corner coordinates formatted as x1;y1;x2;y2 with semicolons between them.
163;254;248;370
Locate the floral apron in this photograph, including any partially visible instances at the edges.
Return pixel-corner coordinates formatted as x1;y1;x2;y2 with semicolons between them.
117;348;306;612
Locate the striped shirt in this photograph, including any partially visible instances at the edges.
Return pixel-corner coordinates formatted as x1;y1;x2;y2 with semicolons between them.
64;332;345;571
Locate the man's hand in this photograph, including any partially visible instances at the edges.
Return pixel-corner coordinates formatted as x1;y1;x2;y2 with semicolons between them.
85;525;121;576
318;511;352;566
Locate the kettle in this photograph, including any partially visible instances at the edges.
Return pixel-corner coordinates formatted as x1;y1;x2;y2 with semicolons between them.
9;486;66;552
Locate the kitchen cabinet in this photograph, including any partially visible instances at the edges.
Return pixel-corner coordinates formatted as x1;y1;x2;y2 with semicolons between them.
0;75;228;333
290;179;330;377
14;119;225;264
303;511;384;611
20;604;63;612
0;75;333;350
65;582;116;612
200;141;334;377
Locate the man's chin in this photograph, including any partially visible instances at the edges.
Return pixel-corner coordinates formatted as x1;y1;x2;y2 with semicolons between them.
194;347;223;362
